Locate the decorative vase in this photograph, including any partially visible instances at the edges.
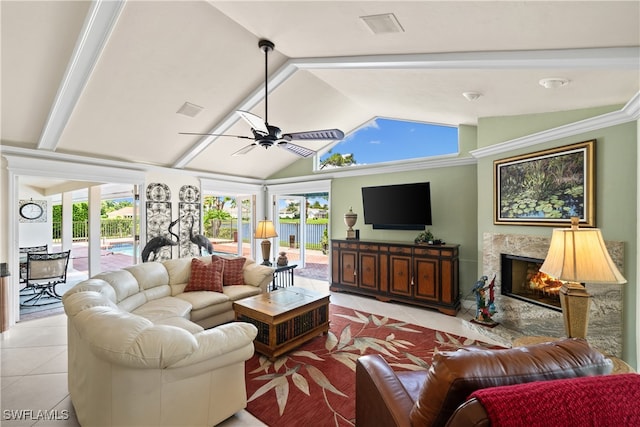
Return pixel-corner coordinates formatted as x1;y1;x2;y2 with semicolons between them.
344;207;358;239
277;251;288;267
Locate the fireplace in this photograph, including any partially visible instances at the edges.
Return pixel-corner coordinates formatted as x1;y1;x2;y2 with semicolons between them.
474;232;625;358
500;254;561;311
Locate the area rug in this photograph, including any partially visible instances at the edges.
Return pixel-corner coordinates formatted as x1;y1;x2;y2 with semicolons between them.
245;304;503;427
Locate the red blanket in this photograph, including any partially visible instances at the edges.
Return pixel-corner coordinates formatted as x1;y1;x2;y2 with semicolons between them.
470;373;640;427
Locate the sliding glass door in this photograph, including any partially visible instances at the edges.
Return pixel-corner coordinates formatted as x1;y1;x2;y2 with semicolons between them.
274;196;306;268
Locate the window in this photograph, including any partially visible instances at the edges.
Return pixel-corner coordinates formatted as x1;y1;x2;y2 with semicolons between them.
319;117;458;169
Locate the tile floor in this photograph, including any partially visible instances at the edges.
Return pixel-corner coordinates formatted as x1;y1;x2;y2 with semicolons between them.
1;277;502;427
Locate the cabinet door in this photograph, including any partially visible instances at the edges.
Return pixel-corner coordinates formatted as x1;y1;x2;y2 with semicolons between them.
439;257;458;304
358;252;378;290
339;250;358;288
414;257;439;302
389;254;412;296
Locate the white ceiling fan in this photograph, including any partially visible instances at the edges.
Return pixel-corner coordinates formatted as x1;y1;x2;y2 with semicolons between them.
180;39;344;157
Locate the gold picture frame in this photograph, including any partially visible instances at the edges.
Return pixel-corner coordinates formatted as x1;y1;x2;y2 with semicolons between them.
494;140;595;227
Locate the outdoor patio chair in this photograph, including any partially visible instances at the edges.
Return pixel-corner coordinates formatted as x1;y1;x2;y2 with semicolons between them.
19;244;48;286
21;250;70;307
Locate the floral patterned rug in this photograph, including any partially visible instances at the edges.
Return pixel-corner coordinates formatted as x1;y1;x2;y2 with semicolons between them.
244;304;502;427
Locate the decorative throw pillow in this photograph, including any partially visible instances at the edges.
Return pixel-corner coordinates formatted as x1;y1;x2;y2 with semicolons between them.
212;255;246;286
184;257;223;292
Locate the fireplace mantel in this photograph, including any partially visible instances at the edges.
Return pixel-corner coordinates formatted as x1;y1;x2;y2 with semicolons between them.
464;232;624;357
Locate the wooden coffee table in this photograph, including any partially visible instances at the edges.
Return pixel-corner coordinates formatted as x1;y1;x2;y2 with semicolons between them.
233;287;330;360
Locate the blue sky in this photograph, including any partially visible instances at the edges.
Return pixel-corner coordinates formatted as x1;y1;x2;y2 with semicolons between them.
321;117;458;164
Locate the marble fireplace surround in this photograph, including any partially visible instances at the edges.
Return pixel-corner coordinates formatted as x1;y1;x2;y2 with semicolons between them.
464;232;625;357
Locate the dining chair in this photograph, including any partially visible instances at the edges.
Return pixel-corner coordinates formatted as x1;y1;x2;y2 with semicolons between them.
19;244;48;286
21;250;70;307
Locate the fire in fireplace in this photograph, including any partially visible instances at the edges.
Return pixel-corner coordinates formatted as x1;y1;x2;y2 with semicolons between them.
500;254;562;311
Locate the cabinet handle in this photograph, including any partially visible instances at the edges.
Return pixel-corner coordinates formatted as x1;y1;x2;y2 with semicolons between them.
411;277;415;286
354;269;357;277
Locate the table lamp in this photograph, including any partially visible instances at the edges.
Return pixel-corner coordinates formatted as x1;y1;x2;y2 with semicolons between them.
539;217;626;338
255;219;278;266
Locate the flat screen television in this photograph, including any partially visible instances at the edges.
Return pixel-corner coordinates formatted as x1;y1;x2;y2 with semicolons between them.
361;182;432;230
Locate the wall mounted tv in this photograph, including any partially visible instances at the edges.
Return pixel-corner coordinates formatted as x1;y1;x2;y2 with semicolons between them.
361;182;432;231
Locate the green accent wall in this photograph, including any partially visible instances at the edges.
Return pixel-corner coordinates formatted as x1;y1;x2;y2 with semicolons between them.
329;164;478;294
477;112;637;367
270;104;637;368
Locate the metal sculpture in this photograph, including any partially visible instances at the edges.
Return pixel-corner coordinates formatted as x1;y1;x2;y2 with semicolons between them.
142;217;180;262
188;215;213;255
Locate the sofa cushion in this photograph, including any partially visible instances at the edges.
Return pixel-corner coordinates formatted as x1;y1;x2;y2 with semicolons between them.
243;261;275;288
222;284;263;301
131;296;192;322
409;338;613;427
126;262;169;290
185;257;223;292
213;255;246;286
163;257;194;286
94;270;140;303
154;316;205;334
175;289;230;311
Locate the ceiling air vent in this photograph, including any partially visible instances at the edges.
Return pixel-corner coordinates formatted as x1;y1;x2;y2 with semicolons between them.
360;13;405;34
176;102;203;118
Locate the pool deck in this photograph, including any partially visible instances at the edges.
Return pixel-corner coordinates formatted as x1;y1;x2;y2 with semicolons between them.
54;240;328;282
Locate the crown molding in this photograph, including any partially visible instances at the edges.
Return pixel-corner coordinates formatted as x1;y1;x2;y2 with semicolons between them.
470;91;640;159
1;145;264;186
265;155;476;186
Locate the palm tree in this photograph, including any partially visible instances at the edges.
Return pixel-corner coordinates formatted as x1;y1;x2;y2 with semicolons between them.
320;151;356;169
203;196;233;238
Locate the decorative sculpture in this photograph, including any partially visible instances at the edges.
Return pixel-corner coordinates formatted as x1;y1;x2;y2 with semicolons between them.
188;215;214;255
344;207;357;239
472;274;498;327
277;251;288;267
142;217;179;262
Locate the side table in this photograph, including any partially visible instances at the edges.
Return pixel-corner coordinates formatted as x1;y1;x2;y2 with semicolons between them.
271;264;297;291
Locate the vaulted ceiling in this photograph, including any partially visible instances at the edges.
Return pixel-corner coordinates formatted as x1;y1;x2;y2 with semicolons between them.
2;1;639;183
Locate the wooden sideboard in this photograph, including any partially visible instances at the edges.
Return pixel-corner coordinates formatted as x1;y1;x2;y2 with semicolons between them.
331;239;460;315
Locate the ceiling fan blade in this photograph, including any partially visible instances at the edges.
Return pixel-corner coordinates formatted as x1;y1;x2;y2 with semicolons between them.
282;129;345;141
237;110;268;134
178;132;254;140
278;142;316;158
232;143;257;156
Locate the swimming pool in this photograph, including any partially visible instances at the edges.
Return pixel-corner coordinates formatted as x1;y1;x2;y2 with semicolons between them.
109;243;135;256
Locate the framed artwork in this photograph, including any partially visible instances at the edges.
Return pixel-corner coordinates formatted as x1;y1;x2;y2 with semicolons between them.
494;140;595;227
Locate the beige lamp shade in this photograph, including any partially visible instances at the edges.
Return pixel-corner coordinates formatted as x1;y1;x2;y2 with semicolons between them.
254;220;278;239
539;224;626;284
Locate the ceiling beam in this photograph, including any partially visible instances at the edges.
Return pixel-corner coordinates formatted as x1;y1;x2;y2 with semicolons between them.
172;46;639;169
37;0;125;151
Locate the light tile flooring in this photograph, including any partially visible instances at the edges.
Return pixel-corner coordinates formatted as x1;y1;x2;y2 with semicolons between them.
1;277;502;427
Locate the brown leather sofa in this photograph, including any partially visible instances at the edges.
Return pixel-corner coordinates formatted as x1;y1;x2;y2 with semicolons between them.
355;338;613;427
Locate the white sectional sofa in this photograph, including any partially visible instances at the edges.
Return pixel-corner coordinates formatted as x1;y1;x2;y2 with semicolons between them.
62;255;274;427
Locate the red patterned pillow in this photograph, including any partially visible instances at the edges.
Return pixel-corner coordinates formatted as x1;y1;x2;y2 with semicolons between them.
212;255;246;286
185;257;223;292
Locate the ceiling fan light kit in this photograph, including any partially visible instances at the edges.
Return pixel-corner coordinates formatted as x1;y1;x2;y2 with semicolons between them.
180;39;344;157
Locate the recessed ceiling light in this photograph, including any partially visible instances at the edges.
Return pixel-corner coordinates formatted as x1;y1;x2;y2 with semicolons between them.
176;102;203;117
539;78;570;89
463;92;482;101
360;13;405;34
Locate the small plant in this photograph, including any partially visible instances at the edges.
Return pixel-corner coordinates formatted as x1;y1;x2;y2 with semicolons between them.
414;230;434;244
320;228;329;254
